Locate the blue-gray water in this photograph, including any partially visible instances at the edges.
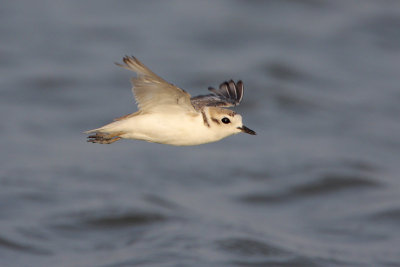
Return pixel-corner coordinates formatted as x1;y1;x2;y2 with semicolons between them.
1;1;400;266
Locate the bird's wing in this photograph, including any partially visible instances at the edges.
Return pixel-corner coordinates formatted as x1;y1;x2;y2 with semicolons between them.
116;56;197;114
190;80;244;111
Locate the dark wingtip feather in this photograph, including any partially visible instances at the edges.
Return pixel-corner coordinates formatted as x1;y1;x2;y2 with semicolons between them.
212;80;245;105
192;80;245;110
115;55;135;68
208;86;218;94
227;80;237;100
236;80;244;103
219;82;230;99
123;55;130;64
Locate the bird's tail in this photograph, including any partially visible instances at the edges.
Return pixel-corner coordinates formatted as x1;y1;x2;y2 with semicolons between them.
85;116;131;144
86;131;124;144
85;123;125;144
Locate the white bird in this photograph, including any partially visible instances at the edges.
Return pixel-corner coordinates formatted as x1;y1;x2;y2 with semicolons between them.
85;56;256;146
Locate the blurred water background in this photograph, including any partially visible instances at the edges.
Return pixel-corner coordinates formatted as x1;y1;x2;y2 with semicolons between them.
1;1;400;266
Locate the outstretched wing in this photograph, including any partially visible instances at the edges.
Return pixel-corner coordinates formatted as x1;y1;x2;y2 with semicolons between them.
190;80;244;111
116;56;197;114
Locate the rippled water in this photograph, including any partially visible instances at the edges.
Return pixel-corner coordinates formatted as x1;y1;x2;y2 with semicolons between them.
1;1;400;266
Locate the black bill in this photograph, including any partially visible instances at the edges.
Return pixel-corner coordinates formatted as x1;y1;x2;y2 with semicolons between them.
238;126;256;135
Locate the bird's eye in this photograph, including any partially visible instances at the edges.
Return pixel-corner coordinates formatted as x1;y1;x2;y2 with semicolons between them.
221;117;231;124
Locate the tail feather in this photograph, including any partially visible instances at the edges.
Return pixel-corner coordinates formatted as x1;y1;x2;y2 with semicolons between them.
86;132;124;144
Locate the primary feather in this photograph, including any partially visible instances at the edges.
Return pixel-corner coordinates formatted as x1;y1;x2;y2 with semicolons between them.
116;56;196;114
190;80;244;111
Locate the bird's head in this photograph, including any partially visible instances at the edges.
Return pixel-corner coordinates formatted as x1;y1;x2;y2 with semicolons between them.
208;108;256;137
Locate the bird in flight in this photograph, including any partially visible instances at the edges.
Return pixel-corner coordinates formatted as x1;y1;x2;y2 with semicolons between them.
85;56;255;146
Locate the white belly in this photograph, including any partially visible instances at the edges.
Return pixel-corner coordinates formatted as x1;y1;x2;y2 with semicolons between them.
114;113;223;146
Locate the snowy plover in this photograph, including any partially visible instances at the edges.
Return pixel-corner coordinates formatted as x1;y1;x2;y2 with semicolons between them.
85;56;255;146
